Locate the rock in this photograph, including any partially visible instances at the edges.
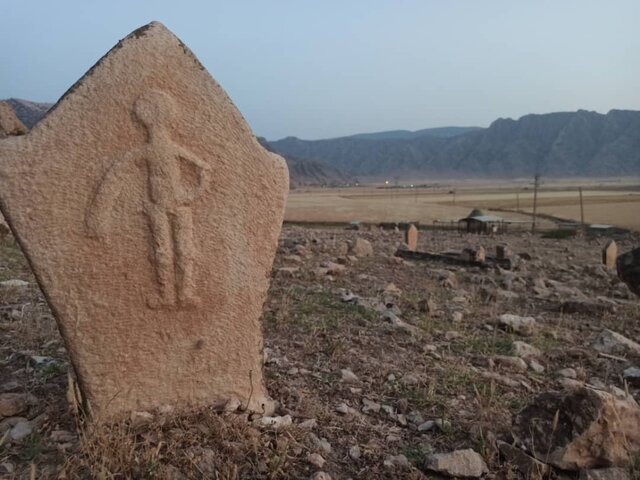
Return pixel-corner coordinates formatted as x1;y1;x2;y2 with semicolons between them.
349;445;361;460
309;433;332;454
307;453;326;468
10;420;33;441
529;359;545;374
592;330;640;356
383;283;402;295
310;472;332;480
495;314;537;335
496;245;514;260
616;247;640;297
321;261;346;276
362;398;381;414
602;241;617;269
0;393;37;418
381;310;419;334
0;22;288;419
512;387;640;470
556;368;578;379
340;369;359;384
513;341;542;359
260;415;293;429
0;101;28;138
417;298;437;314
405;224;418;251
130;410;154;427
623;367;640;387
562;298;615;315
462;247;485;263
493;355;528;371
418;418;451;432
579;468;631;480
497;441;549;480
335;403;356;415
277;267;300;278
349;238;373;257
384;454;410;468
0;279;29;288
424;449;489;477
50;430;77;443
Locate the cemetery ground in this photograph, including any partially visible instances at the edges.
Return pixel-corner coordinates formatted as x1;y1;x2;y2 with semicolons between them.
1;225;640;479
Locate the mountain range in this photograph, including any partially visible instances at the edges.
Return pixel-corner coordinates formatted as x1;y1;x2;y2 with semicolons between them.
4;98;640;180
270;110;640;178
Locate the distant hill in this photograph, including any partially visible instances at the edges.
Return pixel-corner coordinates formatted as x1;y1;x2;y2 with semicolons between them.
4;98;52;128
269;110;640;177
348;126;481;141
257;138;355;187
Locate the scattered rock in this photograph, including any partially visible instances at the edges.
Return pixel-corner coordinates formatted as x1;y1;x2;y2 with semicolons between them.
307;453;326;468
513;341;542;359
349;238;373;257
579;468;631;480
384;454;410;468
424;449;489;478
10;420;33;441
513;387;640;470
310;472;332;480
0;393;37;418
592;330;640;356
417;418;451;432
340;369;359;384
497;440;549;480
494;314;537;335
0;279;29;288
556;367;578;379
259;415;293;429
349;445;361;460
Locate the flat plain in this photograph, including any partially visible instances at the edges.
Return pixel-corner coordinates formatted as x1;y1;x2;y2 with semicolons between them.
286;177;640;231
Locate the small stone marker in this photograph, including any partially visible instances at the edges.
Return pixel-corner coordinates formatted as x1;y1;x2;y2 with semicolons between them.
602;240;617;268
496;244;513;260
0;22;288;419
405;224;418;251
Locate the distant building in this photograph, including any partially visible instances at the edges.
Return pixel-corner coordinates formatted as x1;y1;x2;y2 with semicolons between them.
458;209;507;234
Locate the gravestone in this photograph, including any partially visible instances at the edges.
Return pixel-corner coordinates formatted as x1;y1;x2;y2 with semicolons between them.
602;240;617;268
0;22;288;419
405;224;418;251
496;244;513;260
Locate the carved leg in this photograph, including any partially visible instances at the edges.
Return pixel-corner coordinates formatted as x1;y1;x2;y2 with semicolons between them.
145;203;176;308
173;206;199;308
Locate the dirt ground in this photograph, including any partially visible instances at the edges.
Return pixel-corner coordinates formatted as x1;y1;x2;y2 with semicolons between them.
0;225;639;479
286;179;640;231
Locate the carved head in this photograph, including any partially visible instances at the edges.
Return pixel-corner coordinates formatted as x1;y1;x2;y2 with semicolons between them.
133;90;175;129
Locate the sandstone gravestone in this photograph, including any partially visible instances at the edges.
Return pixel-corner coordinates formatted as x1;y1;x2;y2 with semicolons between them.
0;22;288;419
405;224;418;251
602;240;617;268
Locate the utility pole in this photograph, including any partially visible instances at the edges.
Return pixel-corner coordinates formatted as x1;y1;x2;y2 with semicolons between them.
578;186;585;233
531;174;540;233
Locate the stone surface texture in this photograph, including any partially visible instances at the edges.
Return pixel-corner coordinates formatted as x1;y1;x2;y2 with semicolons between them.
0;22;288;419
405;224;418;251
616;247;640;297
602;240;617;268
513;387;640;470
0;101;27;138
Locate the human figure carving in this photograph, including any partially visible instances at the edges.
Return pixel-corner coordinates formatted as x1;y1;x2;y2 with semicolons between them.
86;90;209;309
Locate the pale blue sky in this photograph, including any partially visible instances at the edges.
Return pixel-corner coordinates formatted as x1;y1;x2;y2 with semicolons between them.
2;1;639;140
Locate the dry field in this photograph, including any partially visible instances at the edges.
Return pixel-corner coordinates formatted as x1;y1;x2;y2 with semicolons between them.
286;178;640;231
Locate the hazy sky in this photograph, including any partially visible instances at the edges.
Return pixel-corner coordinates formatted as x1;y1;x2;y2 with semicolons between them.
2;1;639;140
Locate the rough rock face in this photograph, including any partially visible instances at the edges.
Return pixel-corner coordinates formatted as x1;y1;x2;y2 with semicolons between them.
424;449;489;478
616;247;640;297
0;101;28;138
513;387;640;470
0;22;288;419
349;238;373;257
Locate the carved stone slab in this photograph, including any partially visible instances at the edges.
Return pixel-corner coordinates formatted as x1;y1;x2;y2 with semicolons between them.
0;22;288;419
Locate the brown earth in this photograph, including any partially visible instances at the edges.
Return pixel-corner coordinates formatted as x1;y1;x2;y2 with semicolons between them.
0;226;639;478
